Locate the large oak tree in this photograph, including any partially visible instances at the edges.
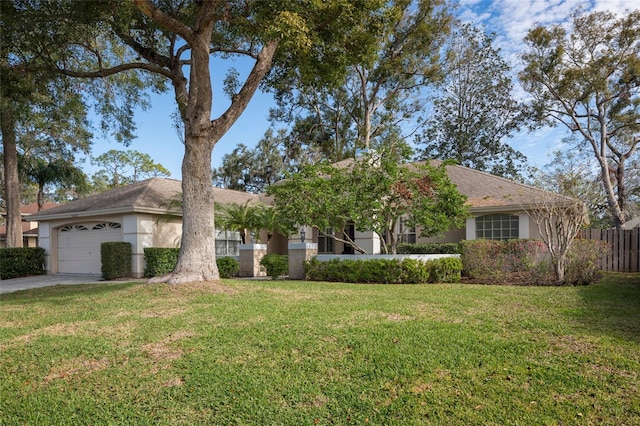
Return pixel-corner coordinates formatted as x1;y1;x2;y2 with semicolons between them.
12;0;386;283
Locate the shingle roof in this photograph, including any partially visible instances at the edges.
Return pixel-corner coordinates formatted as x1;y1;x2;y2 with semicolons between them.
331;158;568;210
29;178;264;220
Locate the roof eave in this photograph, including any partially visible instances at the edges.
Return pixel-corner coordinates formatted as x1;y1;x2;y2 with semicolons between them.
28;206;182;222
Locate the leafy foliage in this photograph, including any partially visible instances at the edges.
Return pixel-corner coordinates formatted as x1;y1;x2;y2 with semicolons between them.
90;150;170;191
143;247;180;278
304;256;462;284
460;239;607;286
216;257;239;279
267;0;452;162
269;146;468;254
0;247;45;279
396;242;461;254
520;9;640;229
259;254;289;280
419;24;530;180
100;242;131;280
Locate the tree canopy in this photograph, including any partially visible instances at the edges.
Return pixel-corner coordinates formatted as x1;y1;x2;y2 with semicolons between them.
418;24;530;180
6;0;390;284
268;145;468;254
520;9;640;229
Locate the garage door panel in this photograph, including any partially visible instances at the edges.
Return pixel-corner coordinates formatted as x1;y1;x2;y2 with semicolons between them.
57;223;122;274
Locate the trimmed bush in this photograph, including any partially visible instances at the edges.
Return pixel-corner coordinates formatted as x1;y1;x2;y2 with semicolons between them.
217;257;239;278
101;242;131;280
144;247;180;278
304;256;462;284
396;242;462;254
0;247;45;279
260;254;288;280
427;257;463;283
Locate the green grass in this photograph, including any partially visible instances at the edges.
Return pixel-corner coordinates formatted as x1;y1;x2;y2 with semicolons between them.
1;273;639;425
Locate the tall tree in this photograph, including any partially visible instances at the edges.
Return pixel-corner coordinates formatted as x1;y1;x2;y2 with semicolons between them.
17;0;386;284
90;149;170;191
418;24;530;180
212;129;287;193
520;9;640;230
268;0;452;162
534;145;610;228
20;157;87;211
1;0;144;247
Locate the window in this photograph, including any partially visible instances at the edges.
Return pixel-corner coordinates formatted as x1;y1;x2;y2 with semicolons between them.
397;218;416;244
318;228;334;253
215;229;242;256
475;214;519;240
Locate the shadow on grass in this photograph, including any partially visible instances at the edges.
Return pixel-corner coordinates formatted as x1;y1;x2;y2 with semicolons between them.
575;272;640;342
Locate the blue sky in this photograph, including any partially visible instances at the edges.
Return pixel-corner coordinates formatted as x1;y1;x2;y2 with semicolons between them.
83;0;635;180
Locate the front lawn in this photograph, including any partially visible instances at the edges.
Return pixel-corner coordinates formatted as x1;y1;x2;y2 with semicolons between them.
1;273;639;424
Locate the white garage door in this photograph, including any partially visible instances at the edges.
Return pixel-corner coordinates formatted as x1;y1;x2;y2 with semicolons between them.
58;223;123;274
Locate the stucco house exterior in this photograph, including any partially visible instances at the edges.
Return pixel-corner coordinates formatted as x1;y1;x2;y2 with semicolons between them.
29;161;567;277
306;159;553;255
28;178;282;277
1;202;58;248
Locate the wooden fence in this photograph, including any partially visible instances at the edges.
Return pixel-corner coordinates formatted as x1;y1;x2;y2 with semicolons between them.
579;228;640;273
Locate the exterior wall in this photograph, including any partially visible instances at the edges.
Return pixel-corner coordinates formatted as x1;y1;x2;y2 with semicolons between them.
466;211;537;240
419;227;466;244
0;236;37;248
355;229;381;254
38;214;126;275
36;213;181;277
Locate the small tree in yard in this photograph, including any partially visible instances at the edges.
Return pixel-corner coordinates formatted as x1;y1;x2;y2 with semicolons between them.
528;195;590;284
268;145;468;254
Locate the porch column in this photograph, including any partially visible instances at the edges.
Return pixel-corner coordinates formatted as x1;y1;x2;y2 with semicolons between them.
288;242;318;280
239;244;267;277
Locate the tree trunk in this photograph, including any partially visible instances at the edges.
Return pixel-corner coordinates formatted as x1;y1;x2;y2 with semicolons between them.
1;105;23;248
167;138;219;284
554;254;566;284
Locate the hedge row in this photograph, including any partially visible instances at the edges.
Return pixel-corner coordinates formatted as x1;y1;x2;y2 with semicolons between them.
0;247;45;279
396;242;462;254
143;247;238;278
460;239;608;285
304;257;462;284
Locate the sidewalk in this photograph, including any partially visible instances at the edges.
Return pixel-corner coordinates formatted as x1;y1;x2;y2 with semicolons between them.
0;274;137;295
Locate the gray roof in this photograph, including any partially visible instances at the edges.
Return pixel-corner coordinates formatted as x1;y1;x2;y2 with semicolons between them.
29;178;265;220
332;158;570;211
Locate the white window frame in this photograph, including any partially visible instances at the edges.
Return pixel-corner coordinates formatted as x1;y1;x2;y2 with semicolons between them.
475;214;519;240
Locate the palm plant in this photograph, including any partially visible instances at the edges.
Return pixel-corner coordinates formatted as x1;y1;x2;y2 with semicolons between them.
215;201;263;244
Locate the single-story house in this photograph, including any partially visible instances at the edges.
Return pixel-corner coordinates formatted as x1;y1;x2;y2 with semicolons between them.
28;178;284;277
29;161;573;276
306;159;561;255
1;202;59;248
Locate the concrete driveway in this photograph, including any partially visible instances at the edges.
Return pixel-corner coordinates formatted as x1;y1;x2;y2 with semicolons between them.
0;274;141;295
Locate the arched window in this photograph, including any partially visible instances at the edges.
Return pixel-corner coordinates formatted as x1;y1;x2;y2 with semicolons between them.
475;214;519;240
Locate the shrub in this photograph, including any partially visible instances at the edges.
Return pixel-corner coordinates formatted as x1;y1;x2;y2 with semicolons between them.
564;239;608;285
260;254;288;280
396;242;462;254
0;247;45;279
101;242;132;280
144;247;180;278
304;256;462;284
217;257;239;278
426;257;463;283
460;239;548;285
